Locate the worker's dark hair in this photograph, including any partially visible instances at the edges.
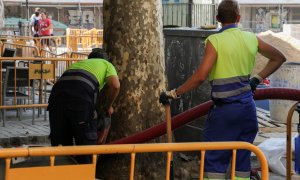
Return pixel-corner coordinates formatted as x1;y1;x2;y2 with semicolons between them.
217;0;240;24
88;48;109;60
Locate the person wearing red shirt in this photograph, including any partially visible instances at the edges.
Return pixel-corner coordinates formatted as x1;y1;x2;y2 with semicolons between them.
39;11;53;51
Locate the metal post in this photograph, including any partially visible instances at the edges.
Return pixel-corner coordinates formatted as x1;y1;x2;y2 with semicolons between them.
295;103;300;125
295;103;300;175
188;0;193;27
212;0;217;25
26;0;30;36
78;1;83;29
26;0;29;19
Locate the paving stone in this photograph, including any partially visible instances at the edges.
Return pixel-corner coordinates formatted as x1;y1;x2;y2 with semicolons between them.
0;115;50;147
9;136;29;147
0;138;10;147
28;136;49;145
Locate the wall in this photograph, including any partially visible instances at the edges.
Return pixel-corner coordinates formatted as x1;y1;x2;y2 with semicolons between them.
162;0;189;3
3;3;103;33
283;24;300;40
162;2;216;27
164;28;217;144
162;0;215;4
240;5;294;33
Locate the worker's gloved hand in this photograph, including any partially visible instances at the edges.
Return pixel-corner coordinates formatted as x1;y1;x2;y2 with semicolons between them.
159;89;180;105
249;77;260;93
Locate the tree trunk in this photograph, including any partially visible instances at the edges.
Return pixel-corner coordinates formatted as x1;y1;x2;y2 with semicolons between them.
98;1;167;179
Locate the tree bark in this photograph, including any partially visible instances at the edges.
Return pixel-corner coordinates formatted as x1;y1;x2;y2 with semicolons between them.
98;1;167;179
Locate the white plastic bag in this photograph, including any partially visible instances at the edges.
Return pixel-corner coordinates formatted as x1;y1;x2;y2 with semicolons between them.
257;137;295;177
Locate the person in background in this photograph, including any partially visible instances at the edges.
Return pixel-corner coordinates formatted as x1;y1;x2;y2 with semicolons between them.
38;11;53;51
48;48;120;164
47;15;54;36
160;0;286;179
29;7;41;37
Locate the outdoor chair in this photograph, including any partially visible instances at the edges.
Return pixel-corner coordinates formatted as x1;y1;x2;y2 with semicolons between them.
1;67;34;126
2;48;16;57
1;48;16;80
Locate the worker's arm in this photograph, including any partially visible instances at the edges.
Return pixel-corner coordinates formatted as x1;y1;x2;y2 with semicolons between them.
46;20;53;31
104;75;120;116
256;37;286;79
176;40;217;96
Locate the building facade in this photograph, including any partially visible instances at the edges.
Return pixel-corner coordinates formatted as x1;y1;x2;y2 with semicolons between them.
162;0;219;27
2;0;103;35
238;0;300;33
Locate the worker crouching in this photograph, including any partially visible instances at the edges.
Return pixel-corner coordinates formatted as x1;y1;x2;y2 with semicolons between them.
47;48;120;164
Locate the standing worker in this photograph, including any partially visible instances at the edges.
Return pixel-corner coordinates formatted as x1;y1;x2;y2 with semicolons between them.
160;0;286;179
48;48;120;164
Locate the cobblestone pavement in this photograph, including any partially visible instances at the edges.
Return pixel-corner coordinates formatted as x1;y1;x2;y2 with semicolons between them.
0;108;297;179
0;109;50;147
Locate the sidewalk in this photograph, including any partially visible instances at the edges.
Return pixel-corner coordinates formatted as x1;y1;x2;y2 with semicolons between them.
0;107;298;179
0;107;298;147
0;109;50;147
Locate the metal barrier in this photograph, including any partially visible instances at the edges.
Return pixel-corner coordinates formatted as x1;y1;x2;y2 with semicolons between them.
40;50;70;79
0;36;67;55
2;42;40;57
0;142;268;180
70;51;89;59
286;102;300;180
0;35;99;54
0;57;81;126
162;3;216;27
66;28;103;52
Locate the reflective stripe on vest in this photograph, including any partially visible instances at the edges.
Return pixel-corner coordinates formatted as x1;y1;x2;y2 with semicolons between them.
204;171;250;180
236;171;251;178
58;69;99;105
210;74;251;99
66;69;98;84
204;172;226;179
59;76;96;91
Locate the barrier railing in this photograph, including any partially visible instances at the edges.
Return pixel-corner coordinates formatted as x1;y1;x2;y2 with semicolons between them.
0;35;98;55
0;142;268;180
0;57;81;126
66;28;103;52
40;50;70;78
286;102;300;180
2;42;40;57
0;36;62;53
70;51;89;59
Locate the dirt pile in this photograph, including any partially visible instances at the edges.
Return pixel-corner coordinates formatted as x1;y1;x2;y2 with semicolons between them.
253;30;300;74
